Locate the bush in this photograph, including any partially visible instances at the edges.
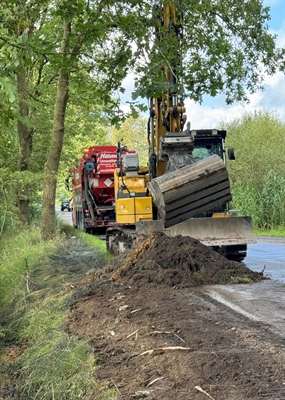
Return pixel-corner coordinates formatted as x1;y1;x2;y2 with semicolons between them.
29;202;42;223
231;170;285;229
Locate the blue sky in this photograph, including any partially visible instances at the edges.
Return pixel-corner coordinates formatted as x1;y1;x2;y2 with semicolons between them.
266;0;284;29
121;0;285;129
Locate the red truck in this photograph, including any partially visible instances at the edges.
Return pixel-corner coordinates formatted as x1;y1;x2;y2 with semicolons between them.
70;145;134;233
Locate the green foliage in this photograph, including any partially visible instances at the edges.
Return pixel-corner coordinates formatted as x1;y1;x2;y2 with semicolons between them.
76;230;111;257
60;223;110;257
231;184;261;225
259;170;285;229
132;0;283;103
254;226;285;237
0;0;284;234
29;203;43;223
226;110;285;189
226;111;285;229
229;276;254;284
232;177;285;229
18;334;98;400
0;118;19;232
192;271;204;284
0;174;18;234
0;228;61;310
108;114;149;165
2;0;281;119
0;0;136;231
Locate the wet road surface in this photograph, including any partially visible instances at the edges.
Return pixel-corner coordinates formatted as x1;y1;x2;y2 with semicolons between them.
204;237;285;338
202;280;285;337
245;238;285;283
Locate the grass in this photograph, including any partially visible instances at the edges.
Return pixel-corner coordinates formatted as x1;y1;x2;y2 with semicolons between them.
0;227;63;314
254;226;285;237
59;222;111;255
229;276;254;284
0;225;116;400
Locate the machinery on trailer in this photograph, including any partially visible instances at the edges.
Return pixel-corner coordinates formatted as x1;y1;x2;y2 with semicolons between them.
105;5;255;261
70;145;135;233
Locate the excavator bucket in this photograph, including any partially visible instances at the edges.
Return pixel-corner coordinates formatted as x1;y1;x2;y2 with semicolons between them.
148;154;232;227
166;216;256;246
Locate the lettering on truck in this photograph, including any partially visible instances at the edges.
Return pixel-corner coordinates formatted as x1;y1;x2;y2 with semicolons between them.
97;153;118;174
99;154;117;159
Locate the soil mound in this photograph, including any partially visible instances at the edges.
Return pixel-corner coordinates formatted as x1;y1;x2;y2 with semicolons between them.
66;237;285;400
108;232;263;288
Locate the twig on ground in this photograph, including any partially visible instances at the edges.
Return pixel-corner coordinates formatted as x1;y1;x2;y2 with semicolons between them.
127;329;140;339
111;379;120;395
148;330;172;335
51;383;55;400
126;326;147;339
146;377;164;387
195;386;216;400
174;332;185;342
139;346;191;356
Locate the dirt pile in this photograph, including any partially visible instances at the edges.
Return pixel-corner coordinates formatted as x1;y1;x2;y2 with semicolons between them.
106;232;263;288
66;236;285;400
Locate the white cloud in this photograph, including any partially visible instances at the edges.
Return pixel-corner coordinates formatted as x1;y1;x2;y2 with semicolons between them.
185;70;285;129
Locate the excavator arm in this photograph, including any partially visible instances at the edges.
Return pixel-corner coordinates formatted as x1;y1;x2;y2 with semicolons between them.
146;3;232;228
106;3;255;262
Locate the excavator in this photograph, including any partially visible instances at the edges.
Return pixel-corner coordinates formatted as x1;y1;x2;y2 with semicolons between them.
105;4;255;261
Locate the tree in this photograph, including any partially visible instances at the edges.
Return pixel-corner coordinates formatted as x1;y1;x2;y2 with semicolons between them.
40;0;138;238
132;0;283;104
0;0;54;225
41;20;70;239
1;0;132;235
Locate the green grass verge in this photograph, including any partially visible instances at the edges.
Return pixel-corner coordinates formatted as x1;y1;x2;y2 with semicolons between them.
253;226;285;237
59;222;111;256
0;225;116;400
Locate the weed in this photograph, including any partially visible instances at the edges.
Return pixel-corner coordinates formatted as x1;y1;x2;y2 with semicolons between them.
229;276;254;284
192;271;204;283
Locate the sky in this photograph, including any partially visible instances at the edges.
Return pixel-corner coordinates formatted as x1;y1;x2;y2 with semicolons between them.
121;0;285;129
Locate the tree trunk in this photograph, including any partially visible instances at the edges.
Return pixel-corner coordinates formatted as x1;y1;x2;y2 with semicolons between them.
41;21;70;240
17;69;34;226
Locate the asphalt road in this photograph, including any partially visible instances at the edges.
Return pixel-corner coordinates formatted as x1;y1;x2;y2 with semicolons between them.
245;239;285;283
202;279;285;338
56;206;73;226
204;238;285;338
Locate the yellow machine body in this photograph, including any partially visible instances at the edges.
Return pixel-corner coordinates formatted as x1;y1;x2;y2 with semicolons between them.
114;168;153;224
